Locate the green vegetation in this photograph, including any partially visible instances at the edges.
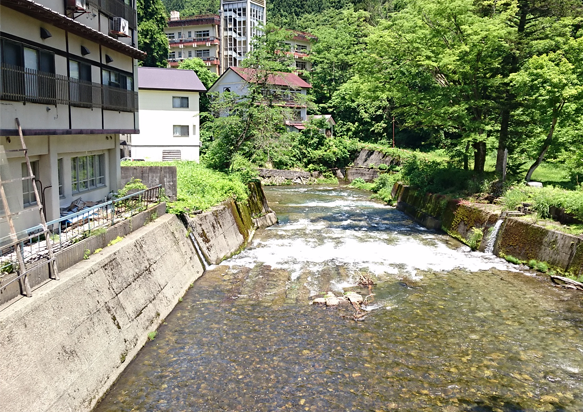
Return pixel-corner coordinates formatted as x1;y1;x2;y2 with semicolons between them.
503;255;522;265
123;161;249;213
501;185;583;222
83;249;91;260
147;331;158;341
350;178;374;191
94;248;103;254
107;236;124;247
137;0;169;67
467;228;484;251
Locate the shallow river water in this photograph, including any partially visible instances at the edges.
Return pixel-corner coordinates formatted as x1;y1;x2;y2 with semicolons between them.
95;186;583;412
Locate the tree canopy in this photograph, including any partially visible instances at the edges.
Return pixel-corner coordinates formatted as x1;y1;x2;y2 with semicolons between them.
137;0;170;67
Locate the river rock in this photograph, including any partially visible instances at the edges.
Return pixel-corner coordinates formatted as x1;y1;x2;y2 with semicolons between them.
345;292;363;304
311;298;326;305
326;296;340;306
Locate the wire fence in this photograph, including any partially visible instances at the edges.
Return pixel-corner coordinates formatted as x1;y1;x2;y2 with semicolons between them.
0;185;162;293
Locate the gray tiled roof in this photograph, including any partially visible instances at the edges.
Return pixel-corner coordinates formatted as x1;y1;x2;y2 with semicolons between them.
138;67;206;92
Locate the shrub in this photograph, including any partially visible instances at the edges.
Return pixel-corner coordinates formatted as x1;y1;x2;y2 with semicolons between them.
350;178;374;191
503;254;522;265
377;164;389;171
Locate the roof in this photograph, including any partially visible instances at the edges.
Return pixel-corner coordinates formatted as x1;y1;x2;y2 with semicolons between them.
138;67;206;92
3;0;146;60
291;30;318;42
310;114;336;125
230;67;312;89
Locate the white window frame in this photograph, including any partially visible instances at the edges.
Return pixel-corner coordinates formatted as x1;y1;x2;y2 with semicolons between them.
22;161;39;207
172;96;189;108
71;154;106;194
173;125;189;137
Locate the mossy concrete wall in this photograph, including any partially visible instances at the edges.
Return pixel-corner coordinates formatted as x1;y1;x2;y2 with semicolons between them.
185;181;277;265
392;183;583;276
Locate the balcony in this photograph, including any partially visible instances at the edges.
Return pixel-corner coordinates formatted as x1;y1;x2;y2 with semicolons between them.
1;64;137;112
87;0;137;29
168;36;219;46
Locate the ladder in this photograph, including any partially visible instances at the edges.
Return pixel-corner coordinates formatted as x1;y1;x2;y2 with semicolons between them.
0;118;59;297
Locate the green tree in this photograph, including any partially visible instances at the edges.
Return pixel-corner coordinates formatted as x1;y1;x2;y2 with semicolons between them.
137;0;169;67
510;37;583;181
177;58;218;89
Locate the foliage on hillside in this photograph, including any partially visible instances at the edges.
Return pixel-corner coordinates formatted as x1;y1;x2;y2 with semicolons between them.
137;0;169;67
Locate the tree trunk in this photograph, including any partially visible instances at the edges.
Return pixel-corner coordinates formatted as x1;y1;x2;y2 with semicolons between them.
463;141;469;170
473;141;486;173
525;114;559;182
496;106;510;175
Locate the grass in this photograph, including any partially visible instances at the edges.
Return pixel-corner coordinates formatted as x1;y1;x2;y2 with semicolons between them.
122;161;249;214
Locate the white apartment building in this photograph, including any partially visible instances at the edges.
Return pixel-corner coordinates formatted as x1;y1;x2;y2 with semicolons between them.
0;0;144;233
166;12;221;75
131;67;205;161
287;31;316;72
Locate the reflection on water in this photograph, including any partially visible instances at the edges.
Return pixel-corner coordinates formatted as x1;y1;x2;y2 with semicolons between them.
95;186;583;412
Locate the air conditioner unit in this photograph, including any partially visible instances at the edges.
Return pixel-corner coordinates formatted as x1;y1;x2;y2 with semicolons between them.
66;0;87;11
111;17;130;37
206;42;210;47
179;44;183;48
206;62;210;66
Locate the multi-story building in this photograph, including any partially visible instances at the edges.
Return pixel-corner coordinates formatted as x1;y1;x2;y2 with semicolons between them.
166;11;221;74
0;0;144;232
220;0;266;70
286;31;316;73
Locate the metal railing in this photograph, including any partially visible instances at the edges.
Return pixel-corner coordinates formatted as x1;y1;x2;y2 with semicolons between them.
0;185;162;294
169;36;218;44
1;64;137;112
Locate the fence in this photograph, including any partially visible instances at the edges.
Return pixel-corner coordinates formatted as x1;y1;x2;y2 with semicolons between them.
0;185;162;295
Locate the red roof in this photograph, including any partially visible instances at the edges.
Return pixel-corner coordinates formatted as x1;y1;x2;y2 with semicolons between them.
291;30;318;42
230;67;312;89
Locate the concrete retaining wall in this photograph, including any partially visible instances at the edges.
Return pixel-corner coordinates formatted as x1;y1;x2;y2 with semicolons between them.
185;181;277;265
392;183;583;276
0;214;204;412
0;182;277;412
121;166;177;201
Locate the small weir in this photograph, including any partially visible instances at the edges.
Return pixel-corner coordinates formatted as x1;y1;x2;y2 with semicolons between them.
95;186;583;411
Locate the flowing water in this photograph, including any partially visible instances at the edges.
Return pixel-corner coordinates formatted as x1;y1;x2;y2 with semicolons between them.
95;186;583;412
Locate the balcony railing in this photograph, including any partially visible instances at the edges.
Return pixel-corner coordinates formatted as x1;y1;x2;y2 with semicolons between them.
168;56;219;64
87;0;137;29
168;36;219;45
1;64;137;112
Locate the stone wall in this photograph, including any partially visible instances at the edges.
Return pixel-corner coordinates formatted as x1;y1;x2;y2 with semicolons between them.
392;183;583;276
121;166;177;200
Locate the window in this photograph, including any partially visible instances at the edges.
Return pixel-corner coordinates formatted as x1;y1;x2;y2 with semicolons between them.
58;158;64;197
177;32;182;39
172;96;189;108
169;51;176;60
69;60;92;105
296;45;308;52
167;33;175;40
1;39;55;103
195;49;210;58
195;30;209;39
71;154;105;193
188;50;192;58
102;69;134;111
173;125;189;137
296;61;307;71
22;161;39;207
187;31;192;38
178;51;182;59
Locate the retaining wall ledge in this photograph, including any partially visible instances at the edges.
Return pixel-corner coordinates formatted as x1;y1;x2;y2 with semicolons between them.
392;183;583;275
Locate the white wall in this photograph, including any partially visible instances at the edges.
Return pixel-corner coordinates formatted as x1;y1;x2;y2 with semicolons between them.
131;89;200;161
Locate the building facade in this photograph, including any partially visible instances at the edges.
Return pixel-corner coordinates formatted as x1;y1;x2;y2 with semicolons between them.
0;0;144;233
166;12;221;74
131;67;205;162
166;1;317;76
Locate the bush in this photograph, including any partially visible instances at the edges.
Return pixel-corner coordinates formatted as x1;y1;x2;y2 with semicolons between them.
501;184;583;221
350;178;374;191
467;228;483;251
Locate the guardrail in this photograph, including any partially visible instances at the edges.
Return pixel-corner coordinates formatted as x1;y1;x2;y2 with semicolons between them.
0;185;162;295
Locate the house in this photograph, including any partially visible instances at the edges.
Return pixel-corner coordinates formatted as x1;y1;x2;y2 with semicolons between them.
208;66;312;121
130;67;206;161
286;31;317;73
166;12;221;74
0;0;144;234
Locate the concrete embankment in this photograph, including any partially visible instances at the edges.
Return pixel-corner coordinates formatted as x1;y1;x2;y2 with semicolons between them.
0;182;276;412
392;183;583;276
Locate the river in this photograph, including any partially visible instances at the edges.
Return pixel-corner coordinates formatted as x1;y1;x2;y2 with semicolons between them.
94;186;583;411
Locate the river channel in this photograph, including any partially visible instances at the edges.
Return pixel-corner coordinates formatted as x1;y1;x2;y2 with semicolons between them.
95;186;583;411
